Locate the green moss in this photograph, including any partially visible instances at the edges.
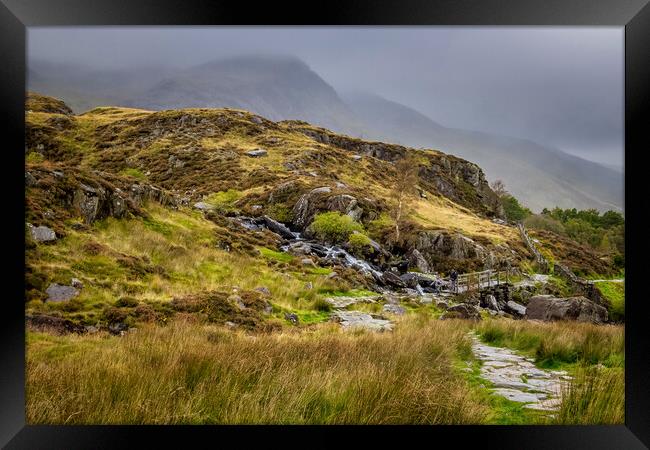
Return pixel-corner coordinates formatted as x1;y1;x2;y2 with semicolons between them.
258;247;294;263
204;189;242;213
120;168;146;180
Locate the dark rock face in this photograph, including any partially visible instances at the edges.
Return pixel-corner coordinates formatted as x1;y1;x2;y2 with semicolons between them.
440;304;481;321
381;271;407;289
525;295;608;324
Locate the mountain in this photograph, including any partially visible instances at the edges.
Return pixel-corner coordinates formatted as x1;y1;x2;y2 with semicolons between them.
124;55;366;137
27;56;623;213
343;92;623;213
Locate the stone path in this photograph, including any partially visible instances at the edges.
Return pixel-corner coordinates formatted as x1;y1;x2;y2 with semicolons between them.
331;310;393;331
470;333;571;412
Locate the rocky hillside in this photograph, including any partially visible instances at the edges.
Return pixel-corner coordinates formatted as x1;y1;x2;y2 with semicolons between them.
25;92;550;331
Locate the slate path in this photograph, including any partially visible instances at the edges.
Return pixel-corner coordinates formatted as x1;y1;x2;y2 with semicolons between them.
470;333;571;412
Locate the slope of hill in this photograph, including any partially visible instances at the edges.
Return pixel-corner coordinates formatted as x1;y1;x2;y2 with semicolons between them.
343;92;623;213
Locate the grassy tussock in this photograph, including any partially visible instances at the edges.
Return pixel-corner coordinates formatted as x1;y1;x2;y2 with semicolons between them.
27;316;488;424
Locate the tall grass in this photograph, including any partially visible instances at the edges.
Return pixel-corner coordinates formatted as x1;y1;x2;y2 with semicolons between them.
475;319;624;424
27;316;488;424
475;319;624;368
555;366;624;424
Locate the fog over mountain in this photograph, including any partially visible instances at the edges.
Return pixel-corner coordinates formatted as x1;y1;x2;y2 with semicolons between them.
27;27;624;213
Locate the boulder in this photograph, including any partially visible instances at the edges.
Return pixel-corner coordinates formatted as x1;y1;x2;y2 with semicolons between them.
525;295;608;324
381;271;406;288
245;148;268;157
45;283;80;302
407;249;430;273
399;272;421;289
27;223;56;242
440;303;481;321
504;300;526;317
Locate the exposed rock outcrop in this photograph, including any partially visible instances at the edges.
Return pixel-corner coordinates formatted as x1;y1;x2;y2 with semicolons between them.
525;295;608;324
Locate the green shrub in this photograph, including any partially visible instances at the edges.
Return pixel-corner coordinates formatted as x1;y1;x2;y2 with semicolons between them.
309;212;364;243
347;232;373;253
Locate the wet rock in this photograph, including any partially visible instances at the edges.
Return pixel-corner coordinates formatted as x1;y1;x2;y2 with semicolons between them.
45;283;80;302
245;148;268;157
525;295;608;323
292;186;332;228
261;216;296;240
27;223;56;242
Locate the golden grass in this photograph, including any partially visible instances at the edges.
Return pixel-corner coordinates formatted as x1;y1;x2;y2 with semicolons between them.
26;316;489;424
414;196;518;244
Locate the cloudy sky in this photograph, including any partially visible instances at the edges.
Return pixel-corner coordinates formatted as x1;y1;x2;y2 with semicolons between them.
28;27;624;168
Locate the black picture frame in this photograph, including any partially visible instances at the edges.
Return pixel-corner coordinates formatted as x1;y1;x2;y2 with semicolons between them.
1;1;648;448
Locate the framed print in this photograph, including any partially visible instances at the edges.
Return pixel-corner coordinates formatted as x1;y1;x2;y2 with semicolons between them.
1;0;648;448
